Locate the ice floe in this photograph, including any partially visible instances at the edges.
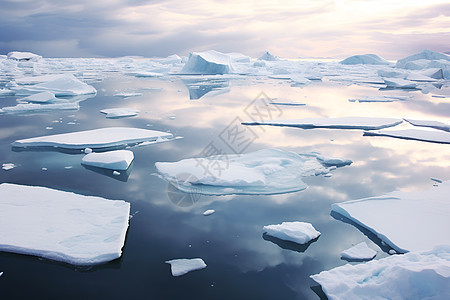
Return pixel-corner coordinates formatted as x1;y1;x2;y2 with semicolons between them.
7;51;42;62
242;117;402;130
166;258;207;276
404;118;450;132
81;150;134;170
348;95;411;103
364;128;450;144
12;127;175;150
263;221;320;244
100;108;140;118
113;92;143;98
203;209;215;216
332;181;450;253
383;78;417;89
2;163;16;170
156;149;350;195
17;91;58;103
340;54;390;65
180;50;234;75
0;102;80;115
340;242;377;261
0;183;130;265
311;246;450;300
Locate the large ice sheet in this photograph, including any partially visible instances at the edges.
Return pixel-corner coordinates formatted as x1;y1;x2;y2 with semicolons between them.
0;183;130;265
12;127;174;150
311;246;450;300
340;54;390;65
82;150;134;170
0;102;80;115
364;128;450;144
242;117;402;130
332;181;450;253
180;50;234;75
166;258;207;276
156;149;350;195
263;222;320;244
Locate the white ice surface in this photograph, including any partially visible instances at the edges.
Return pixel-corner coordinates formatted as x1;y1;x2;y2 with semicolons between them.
113;92;143;98
332;181;450;253
82;150;134;170
263;221;321;244
181;50;234;75
100;108;140;118
0;102;80;114
348;95;411;103
340;54;390;65
17;91;58;103
166;258;207;276
383;78;417;89
0;183;130;265
203;209;215;216
404;118;450;132
2;163;16;170
258;51;279;61
396;50;450;68
311;246;450;300
340;242;377;260
242;117;402;130
12;127;174;150
364;128;450;144
7;51;42;61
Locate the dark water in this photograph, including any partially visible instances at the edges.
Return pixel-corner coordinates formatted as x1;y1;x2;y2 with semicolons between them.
1;74;449;299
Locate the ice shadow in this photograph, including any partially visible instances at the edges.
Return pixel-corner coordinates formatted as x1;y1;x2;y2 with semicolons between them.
262;233;319;253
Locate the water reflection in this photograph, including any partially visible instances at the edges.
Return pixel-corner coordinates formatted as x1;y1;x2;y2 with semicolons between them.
182;78;230;100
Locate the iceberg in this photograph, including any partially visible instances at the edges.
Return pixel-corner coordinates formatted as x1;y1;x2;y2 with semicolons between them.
263;221;320;244
383;78;417;89
7;51;42;62
311;246;450;300
395;50;450;79
332;181;450;253
81;150;134;170
0;102;80;115
340;54;390;65
12;127;175;150
113;92;143;98
258;51;279;61
396;49;450;68
156;149;349;195
242;117;402;130
100;108;140;118
180;50;234;75
340;242;377;261
404;118;450;132
166;258;207;276
364;128;450;144
0;183;130;265
227;52;251;63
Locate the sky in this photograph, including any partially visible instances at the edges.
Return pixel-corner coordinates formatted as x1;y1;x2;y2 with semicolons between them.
0;0;449;60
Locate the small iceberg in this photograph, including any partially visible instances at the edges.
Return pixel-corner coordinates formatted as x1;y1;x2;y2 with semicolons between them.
7;51;42;62
17;91;58;103
383;78;417;89
258;51;280;61
180;50;234;75
81;150;134;170
364;128;450;144
100;108;140;118
340;242;377;261
263;221;320;244
2;163;16;171
340;54;390;65
166;258;207;276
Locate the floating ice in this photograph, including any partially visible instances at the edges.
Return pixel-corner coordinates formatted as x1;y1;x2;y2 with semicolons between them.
364;128;450;144
258;51;279;61
156;149;349;195
395;50;450;79
242;117;402;130
203;209;215;216
17;91;58;103
348;95;411;103
166;258;207;276
404;118;450;132
332;181;450;253
263;222;320;244
82;150;134;170
0;183;130;265
12;127;175;150
340;242;377;261
340;54;390;65
2;163;16;170
0;102;80;115
180;50;234;75
315;154;352;167
396;49;450;68
100;108;140;118
311;246;450;300
7;51;42;62
383;78;417;89
0;88;14;96
270;100;306;106
113;92;143;98
227;52;251;63
129;71;163;78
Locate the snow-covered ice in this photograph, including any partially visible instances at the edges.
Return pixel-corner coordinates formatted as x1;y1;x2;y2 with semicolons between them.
156;149;350;195
263;222;321;244
17;91;58;103
100;108;140;118
2;163;16;171
332;181;450;253
180;50;234;75
383;78;417;89
82;150;134;170
0;183;130;265
340;54;390;65
12;127;175;150
364;128;450;144
340;242;377;261
258;51;279;61
0;102;80;115
348;95;411;103
166;258;207;276
311;246;450;300
315;154;352;167
7;51;42;61
113;92;143;98
242;117;402;130
203;209;215;216
404;118;450;132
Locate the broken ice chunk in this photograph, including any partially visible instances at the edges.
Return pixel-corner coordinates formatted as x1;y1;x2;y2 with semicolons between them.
404;118;450;132
100;108;140;118
166;258;207;276
7;51;42;62
203;209;215;216
82;150;134;170
340;242;377;261
263;221;320;244
383;78;417;89
181;50;234;75
2;163;16;171
17;91;58;103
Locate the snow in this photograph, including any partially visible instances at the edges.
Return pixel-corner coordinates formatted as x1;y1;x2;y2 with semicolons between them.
100;108;140;118
156;149;350;195
242;117;403;130
364;128;450;144
311;246;450;300
332;181;450;253
81;150;134;170
340;54;390;65
7;51;42;62
166;258;207;276
340;242;377;261
17;91;58;103
258;51;279;61
180;50;234;75
0;88;15;96
2;163;16;170
203;209;215;216
12;127;175;150
0;183;130;265
404;118;450;132
263;222;321;244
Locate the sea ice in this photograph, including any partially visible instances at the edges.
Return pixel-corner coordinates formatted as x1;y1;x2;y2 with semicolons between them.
156;149;350;195
17;91;58;103
258;51;279;61
332;181;450;253
166;258;207;276
180;50;234;75
81;150;134;170
7;51;42;61
0;102;80;115
383;78;417;89
340;242;377;261
311;246;450;300
113;92;143;98
12;127;175;150
2;163;16;170
364;128;450;144
348;95;411;103
315;154;352;167
203;209;215;216
100;108;140;118
263;222;321;244
0;183;130;265
404;118;450;132
340;54;390;65
242;117;402;130
227;52;251;63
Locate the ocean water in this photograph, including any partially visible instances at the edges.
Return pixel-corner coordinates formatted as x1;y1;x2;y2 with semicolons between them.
1;73;449;299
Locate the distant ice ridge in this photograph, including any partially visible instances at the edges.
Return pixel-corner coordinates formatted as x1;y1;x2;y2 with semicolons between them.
7;51;42;62
311;246;450;300
258;51;280;61
395;49;450;79
12;127;175;150
180;50;234;75
332;181;450;253
166;258;207;276
263;222;320;244
340;242;377;261
340;54;390;65
155;149;351;195
0;183;130;265
82;150;134;170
